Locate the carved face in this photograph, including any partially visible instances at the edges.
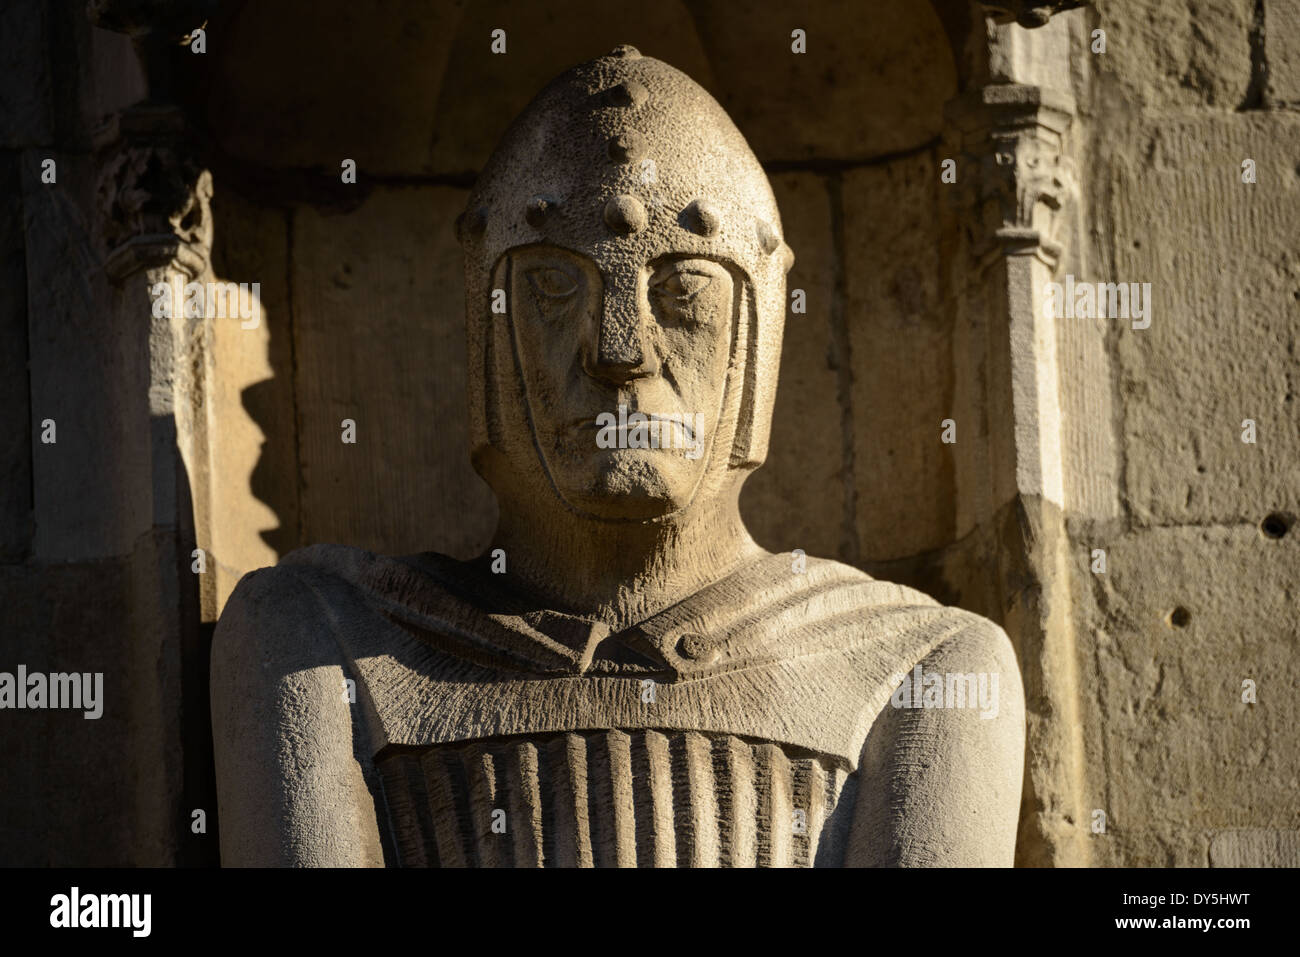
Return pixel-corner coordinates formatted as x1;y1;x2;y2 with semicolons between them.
506;244;737;520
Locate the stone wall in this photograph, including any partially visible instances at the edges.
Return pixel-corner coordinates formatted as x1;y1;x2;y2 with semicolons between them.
1071;0;1300;866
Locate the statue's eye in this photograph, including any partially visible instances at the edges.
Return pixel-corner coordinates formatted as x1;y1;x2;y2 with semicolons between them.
655;269;713;300
526;267;578;300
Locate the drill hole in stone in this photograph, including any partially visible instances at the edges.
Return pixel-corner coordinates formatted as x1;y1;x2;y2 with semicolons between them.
1167;606;1191;628
1261;512;1291;539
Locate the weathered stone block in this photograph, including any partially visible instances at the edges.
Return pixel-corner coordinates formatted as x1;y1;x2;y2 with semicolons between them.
0;560;137;865
1107;113;1300;527
0;151;31;560
207;1;465;176
291;186;496;558
843;152;956;561
23;150;152;560
1264;0;1300;107
1076;524;1299;866
207;190;296;611
0;1;52;147
1092;0;1255;108
688;0;956;162
1209;828;1300;866
431;0;713;175
740;172;842;559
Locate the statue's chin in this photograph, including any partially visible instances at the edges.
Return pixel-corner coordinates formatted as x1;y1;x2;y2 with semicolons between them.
555;451;695;521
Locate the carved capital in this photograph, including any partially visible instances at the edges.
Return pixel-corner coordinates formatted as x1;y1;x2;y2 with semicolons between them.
95;105;212;282
945;84;1076;269
980;1;1088;29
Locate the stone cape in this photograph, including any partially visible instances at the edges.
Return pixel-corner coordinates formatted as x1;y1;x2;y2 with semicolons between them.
214;544;1018;867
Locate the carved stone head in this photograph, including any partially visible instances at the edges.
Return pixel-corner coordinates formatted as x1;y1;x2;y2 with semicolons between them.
458;46;794;523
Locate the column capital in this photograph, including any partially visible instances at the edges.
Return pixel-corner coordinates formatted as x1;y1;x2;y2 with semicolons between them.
945;84;1077;270
94;104;211;282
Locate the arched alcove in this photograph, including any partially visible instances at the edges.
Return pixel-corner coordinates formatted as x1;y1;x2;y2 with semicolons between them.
189;0;964;611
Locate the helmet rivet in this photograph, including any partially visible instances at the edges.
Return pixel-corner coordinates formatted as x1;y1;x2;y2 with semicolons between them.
604;80;648;109
604;194;647;234
608;130;645;163
682;199;721;237
757;219;780;255
455;205;488;243
609;44;641;59
525;195;560;228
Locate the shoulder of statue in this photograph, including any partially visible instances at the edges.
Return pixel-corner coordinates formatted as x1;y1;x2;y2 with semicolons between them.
211;549;390;865
214;544;443;667
232;543;504;659
799;554;943;609
778;555;1016;663
213;553;349;673
214;546;357;638
717;551;947;640
915;606;1023;687
694;553;1024;694
225;544;467;617
631;552;953;681
848;603;1025;866
277;542;394;585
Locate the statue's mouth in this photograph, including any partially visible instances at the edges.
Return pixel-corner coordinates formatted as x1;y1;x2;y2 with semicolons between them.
571;413;697;441
565;408;705;462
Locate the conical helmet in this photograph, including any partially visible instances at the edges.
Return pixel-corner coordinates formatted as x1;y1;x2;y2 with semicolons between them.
459;45;793;477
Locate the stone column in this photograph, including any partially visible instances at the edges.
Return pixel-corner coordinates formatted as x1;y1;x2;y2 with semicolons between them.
96;104;213;578
89;0;216;865
943;8;1090;867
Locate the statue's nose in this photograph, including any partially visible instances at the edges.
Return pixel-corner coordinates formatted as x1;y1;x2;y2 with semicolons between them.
584;278;658;385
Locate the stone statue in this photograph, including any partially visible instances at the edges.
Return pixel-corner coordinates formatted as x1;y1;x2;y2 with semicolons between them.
211;46;1025;867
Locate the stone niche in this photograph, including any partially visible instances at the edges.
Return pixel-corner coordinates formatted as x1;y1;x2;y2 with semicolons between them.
193;0;964;612
180;0;1090;868
75;0;1136;868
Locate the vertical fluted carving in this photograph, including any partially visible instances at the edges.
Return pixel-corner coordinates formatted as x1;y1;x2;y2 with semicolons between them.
378;730;851;868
